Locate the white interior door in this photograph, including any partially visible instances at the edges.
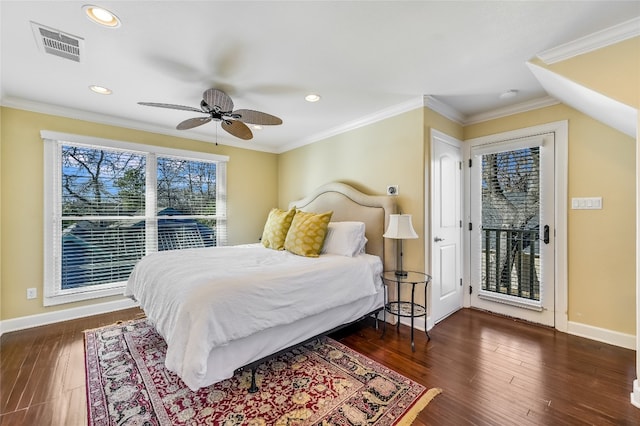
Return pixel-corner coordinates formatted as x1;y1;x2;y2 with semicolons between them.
469;132;556;326
430;130;463;324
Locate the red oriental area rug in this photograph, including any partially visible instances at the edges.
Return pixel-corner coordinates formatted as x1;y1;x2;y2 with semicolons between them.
84;319;441;425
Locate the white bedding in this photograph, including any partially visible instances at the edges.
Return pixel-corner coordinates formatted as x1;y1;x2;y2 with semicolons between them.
125;243;383;390
200;288;384;388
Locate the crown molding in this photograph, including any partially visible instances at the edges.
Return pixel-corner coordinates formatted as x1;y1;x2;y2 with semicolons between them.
3;96;426;155
537;16;640;64
281;94;559;152
0;97;280;153
423;95;466;125
278;96;424;153
3;94;565;154
464;96;560;125
423;95;560;126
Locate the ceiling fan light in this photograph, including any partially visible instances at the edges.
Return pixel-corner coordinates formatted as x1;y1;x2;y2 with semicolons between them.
83;5;121;28
305;93;321;102
139;88;281;140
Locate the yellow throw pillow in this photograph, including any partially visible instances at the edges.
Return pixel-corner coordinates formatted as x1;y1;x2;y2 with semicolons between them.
261;207;297;250
284;210;333;257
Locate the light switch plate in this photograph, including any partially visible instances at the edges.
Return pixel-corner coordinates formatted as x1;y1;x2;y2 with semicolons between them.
387;185;399;196
571;197;602;210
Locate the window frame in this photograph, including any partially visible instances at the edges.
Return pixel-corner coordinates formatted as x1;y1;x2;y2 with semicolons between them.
42;130;228;306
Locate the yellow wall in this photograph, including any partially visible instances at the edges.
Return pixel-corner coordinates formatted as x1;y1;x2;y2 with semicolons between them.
465;103;636;334
2;38;636;338
279;108;428;273
540;36;639;109
279;99;636;335
279;107;464;308
0;107;278;320
524;37;639;334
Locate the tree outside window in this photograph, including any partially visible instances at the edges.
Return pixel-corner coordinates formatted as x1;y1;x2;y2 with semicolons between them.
43;133;228;305
481;147;540;300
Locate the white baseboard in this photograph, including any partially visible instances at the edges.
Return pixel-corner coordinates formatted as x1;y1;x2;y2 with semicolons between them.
0;298;139;338
631;380;640;408
394;314;634;350
567;320;636;350
396;315;434;333
2;302;634;352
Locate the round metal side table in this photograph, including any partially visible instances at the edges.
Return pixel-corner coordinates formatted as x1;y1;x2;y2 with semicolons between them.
381;270;431;351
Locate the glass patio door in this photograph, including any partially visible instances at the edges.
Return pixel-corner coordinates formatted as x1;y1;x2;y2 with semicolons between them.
469;134;555;326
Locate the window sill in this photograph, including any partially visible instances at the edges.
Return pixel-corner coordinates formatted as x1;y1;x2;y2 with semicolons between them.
44;285;126;307
477;290;543;312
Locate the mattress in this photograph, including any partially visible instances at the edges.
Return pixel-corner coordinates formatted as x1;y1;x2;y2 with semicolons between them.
125;243;383;390
198;287;384;389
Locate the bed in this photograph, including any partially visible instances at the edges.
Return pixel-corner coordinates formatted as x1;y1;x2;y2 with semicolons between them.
124;182;396;391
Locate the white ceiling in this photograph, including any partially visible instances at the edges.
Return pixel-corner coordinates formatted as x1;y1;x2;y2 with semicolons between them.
1;1;639;153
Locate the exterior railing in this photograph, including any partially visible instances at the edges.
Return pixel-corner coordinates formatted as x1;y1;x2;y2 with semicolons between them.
482;227;540;300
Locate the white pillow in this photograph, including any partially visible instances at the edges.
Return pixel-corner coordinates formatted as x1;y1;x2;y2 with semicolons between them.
356;236;368;255
321;221;367;257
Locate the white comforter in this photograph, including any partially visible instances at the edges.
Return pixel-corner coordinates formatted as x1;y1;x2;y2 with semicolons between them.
124;244;382;390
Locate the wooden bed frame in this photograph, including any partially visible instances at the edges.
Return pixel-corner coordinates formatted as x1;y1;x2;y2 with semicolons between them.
243;181;396;392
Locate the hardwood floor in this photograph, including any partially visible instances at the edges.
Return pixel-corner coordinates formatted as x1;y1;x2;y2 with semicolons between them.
338;310;640;425
1;307;638;425
0;308;146;426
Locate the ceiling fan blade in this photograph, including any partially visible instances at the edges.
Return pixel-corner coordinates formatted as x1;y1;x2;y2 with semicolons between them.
203;89;234;113
221;119;253;140
232;109;283;125
176;117;212;130
138;102;204;113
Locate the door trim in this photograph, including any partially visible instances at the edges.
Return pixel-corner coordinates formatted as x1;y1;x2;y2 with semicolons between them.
463;120;568;332
428;129;464;326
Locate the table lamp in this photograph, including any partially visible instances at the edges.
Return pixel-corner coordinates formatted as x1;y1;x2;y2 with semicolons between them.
383;214;418;277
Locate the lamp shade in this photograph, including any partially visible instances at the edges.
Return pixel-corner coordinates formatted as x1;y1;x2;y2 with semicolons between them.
383;214;418;239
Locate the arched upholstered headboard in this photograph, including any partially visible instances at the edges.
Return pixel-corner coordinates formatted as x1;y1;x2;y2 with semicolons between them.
289;182;396;269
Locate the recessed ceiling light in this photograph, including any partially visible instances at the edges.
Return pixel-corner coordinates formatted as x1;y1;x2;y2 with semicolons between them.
499;89;518;100
252;125;263;130
305;93;321;102
83;5;121;28
89;85;112;95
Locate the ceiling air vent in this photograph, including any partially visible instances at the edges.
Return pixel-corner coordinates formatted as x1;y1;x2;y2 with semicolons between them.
31;21;84;62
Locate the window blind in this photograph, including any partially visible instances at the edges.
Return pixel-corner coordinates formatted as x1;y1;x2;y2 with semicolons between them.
481;146;541;300
43;131;228;305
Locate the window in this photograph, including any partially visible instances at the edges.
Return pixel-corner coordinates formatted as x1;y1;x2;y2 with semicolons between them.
43;131;228;306
480;147;541;301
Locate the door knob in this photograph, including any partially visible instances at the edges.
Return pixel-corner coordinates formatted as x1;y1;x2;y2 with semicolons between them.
434;236;445;242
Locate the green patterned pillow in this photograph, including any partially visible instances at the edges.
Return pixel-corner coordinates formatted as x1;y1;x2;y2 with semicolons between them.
261;207;296;250
284;210;333;257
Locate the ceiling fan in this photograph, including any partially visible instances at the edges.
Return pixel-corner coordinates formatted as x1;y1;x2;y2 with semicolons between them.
138;88;282;140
